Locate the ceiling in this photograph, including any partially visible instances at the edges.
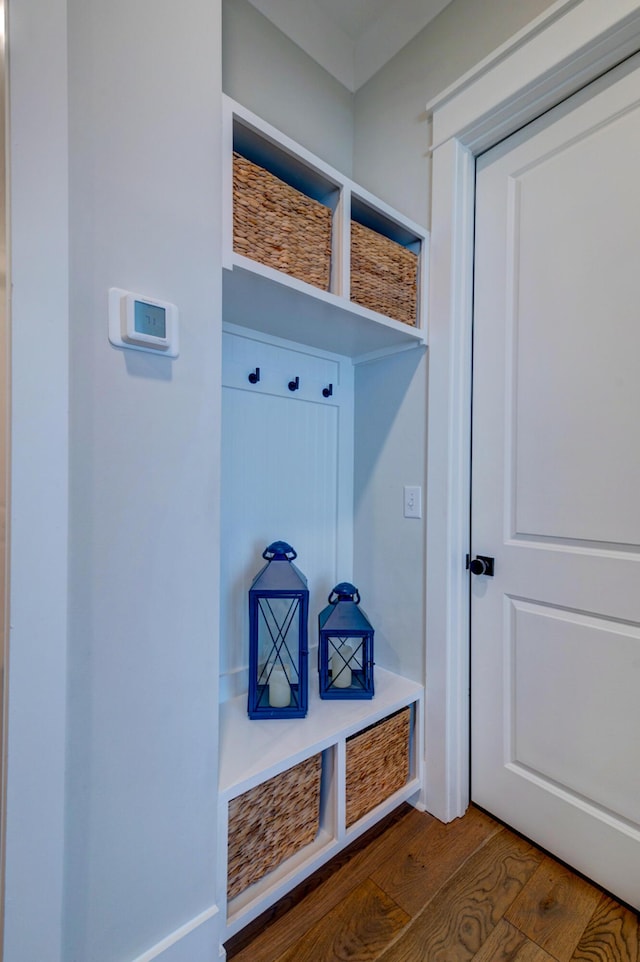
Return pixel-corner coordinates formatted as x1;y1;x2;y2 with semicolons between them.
247;0;453;92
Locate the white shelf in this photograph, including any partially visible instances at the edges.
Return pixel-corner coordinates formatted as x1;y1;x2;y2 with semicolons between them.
223;256;425;362
219;666;422;801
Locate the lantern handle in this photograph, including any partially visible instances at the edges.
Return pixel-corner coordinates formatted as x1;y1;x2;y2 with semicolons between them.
328;582;360;605
263;541;297;561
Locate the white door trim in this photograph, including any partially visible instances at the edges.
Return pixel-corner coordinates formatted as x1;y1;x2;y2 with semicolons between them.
424;0;640;822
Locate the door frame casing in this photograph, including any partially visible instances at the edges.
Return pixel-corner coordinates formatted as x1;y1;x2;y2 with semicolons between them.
424;0;640;822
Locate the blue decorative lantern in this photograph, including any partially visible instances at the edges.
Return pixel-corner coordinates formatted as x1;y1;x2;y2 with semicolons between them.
318;583;374;699
248;541;309;719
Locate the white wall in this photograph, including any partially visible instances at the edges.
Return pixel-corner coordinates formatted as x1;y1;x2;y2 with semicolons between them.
354;349;427;684
3;1;68;959
350;0;558;721
64;2;222;960
353;0;559;225
222;0;355;176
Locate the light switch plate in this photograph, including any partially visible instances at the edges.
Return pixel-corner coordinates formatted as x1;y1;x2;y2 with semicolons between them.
403;485;422;519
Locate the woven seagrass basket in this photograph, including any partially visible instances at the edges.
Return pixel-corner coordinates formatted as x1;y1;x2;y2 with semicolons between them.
227;752;322;900
233;152;332;291
350;221;418;326
345;707;411;828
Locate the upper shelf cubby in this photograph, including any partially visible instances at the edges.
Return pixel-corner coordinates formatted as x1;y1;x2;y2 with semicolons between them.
222;95;429;363
232;115;341;210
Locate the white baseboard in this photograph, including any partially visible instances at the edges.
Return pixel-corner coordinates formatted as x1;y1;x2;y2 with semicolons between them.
129;905;219;962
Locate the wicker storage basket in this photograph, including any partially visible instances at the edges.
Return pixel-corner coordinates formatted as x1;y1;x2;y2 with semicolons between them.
233;152;332;291
345;707;410;828
350;221;418;326
227;753;322;900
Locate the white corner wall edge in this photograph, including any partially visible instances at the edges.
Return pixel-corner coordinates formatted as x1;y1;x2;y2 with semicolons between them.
245;0;356;91
128;906;220;962
353;0;452;90
3;0;69;960
247;0;457;92
424;0;640;823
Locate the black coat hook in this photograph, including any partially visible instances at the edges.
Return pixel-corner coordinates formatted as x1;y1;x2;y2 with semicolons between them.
288;376;300;392
248;367;260;384
322;383;333;398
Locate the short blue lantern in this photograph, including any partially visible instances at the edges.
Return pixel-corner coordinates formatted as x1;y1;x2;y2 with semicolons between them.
318;583;374;699
248;541;309;719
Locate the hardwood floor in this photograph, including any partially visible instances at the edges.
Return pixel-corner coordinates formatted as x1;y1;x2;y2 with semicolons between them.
225;804;639;962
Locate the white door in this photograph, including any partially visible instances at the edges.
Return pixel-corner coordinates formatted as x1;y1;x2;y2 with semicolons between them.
471;53;640;909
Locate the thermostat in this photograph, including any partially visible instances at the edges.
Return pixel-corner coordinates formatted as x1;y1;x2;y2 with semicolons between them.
109;287;179;357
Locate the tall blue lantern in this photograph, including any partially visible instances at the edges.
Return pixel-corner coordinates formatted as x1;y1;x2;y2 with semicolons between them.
248;541;309;719
318;583;374;699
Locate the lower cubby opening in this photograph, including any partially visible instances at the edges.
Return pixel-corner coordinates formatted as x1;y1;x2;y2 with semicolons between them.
220;670;423;938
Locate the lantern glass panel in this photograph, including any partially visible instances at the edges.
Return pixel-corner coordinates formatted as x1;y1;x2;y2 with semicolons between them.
329;636;363;690
255;596;302;710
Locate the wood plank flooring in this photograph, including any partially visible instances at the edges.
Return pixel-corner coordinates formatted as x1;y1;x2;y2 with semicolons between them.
225;804;639;962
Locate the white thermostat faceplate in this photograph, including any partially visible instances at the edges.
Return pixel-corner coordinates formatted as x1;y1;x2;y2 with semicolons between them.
109;287;179;357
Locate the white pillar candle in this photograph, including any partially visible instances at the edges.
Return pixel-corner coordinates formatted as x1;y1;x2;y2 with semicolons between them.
268;665;290;708
331;643;353;688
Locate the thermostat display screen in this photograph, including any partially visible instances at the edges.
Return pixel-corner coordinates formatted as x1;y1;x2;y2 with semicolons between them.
134;300;166;339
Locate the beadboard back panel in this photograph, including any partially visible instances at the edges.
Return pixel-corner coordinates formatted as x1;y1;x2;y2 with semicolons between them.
220;326;354;698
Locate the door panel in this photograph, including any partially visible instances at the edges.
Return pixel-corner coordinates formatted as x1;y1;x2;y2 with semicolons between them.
472;53;640;908
509;115;640;546
509;599;640;823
